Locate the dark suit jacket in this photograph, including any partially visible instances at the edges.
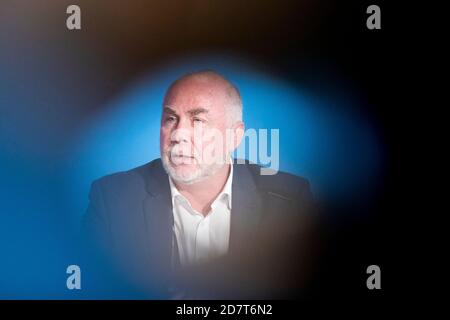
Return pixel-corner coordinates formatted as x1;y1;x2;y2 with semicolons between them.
83;158;316;298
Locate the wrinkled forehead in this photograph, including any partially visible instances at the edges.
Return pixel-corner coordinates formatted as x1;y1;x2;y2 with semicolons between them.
163;78;229;113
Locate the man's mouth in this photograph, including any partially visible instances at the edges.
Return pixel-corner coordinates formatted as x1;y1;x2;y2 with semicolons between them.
171;153;194;158
169;153;196;165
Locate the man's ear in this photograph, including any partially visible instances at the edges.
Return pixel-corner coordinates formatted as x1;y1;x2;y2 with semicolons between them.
231;121;245;151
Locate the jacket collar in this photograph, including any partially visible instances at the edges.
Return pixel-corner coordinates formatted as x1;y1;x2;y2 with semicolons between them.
229;160;264;253
140;158;264;267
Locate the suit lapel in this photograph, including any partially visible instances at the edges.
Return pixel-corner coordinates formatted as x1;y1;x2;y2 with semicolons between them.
141;160;174;271
229;162;264;253
139;159;264;266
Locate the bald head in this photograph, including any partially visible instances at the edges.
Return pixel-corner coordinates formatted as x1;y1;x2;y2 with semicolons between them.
163;70;243;126
160;70;245;184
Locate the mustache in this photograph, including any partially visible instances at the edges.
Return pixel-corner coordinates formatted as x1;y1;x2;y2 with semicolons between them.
167;145;198;159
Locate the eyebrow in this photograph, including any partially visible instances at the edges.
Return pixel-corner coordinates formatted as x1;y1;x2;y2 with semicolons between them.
187;107;209;116
163;107;177;116
163;107;209;117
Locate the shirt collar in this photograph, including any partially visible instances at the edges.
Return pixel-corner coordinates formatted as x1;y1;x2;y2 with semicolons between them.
168;158;233;210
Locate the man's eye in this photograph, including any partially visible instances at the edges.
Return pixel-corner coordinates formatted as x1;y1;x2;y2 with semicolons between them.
165;116;176;123
193;117;204;123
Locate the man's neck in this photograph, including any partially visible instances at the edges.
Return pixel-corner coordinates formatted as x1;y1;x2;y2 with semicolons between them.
173;164;231;215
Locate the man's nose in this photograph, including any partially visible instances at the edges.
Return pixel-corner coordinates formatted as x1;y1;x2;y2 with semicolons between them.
171;118;192;143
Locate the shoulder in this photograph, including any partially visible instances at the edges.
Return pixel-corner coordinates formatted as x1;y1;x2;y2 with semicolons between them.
90;159;162;194
241;161;312;201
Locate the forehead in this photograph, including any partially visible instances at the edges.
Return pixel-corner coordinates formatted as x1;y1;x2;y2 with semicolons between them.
163;79;228;114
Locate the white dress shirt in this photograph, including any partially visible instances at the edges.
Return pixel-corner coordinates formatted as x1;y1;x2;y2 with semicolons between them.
169;163;233;267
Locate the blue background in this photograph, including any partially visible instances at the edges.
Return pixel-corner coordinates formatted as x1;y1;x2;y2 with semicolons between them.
0;55;384;298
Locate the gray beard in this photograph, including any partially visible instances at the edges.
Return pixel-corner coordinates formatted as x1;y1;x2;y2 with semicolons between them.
161;153;225;185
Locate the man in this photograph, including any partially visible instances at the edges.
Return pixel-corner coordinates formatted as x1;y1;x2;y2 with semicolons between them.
83;70;317;299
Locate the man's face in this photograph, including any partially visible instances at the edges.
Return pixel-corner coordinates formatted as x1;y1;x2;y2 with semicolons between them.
160;80;236;184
